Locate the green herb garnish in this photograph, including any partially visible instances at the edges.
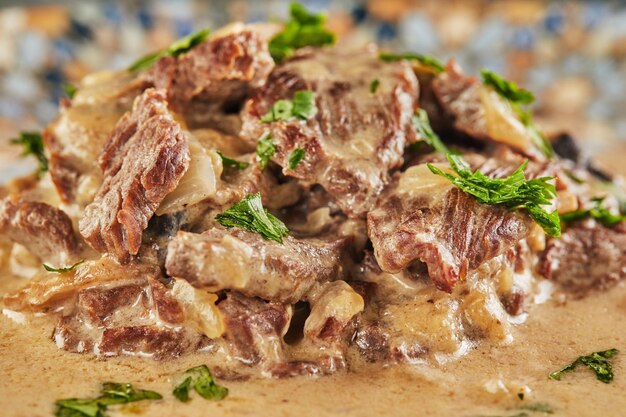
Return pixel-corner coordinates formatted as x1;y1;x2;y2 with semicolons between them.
261;90;317;122
549;348;619;383
370;79;380;93
11;131;48;175
481;69;534;105
411;109;451;154
560;197;625;227
288;148;305;169
217;151;249;171
55;382;162;417
256;133;276;169
128;28;210;72
64;83;77;99
428;154;561;237
518;110;554;158
215;193;289;243
379;51;445;73
173;365;228;402
269;2;335;63
43;260;85;273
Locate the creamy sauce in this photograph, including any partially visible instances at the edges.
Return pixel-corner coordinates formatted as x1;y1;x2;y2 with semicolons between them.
1;270;624;417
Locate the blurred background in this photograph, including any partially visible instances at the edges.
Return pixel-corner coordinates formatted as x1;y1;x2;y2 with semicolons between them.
0;0;625;179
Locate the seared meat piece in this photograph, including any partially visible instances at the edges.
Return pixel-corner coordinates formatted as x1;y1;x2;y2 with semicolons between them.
148;29;274;117
432;61;540;158
0;197;82;265
241;46;419;217
79;89;190;263
539;221;626;297
45;71;148;203
218;291;291;365
165;228;350;303
368;164;532;291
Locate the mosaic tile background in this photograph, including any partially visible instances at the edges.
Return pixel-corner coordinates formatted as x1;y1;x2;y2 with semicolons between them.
1;0;625;179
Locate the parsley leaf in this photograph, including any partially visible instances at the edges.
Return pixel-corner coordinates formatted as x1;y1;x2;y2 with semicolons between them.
256;134;276;169
411;109;451;154
481;69;535;104
55;383;162;417
173;365;228;403
379;52;445;73
269;2;335;62
370;79;380;93
428;154;561;237
11;131;48;175
288;148;305;169
261;90;317;122
43;260;85;273
128;28;210;72
217;151;249;171
215;193;289;243
560;197;625;227
517;110;555;158
64;83;77;99
549;348;619;383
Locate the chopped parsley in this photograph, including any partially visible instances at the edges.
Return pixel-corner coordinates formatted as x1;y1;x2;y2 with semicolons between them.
549;348;619;383
261;90;317;122
370;79;380;93
288;148;305;169
411;109;451;155
64;83;77;99
256;133;276;169
481;69;534;105
428;154;561;237
55;382;162;417
172;365;228;402
517;110;554;158
379;51;445;73
560;197;625;227
269;2;336;63
217;151;250;171
11;131;48;175
43;260;85;273
128;28;210;72
215;193;289;243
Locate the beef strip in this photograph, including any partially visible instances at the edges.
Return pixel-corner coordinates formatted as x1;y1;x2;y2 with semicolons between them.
539;221;626;297
148;29;274;118
240;46;418;217
0;197;81;265
368;164;532;292
217;291;291;365
165;228;350;303
79;88;190;263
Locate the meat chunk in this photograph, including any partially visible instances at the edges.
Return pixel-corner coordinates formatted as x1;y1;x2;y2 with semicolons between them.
148;30;274;116
98;326;207;359
368;164;532;291
432;61;539;158
217;291;291;365
240;46;419;217
539;222;626;297
79;89;190;263
165;228;350;303
0;197;81;265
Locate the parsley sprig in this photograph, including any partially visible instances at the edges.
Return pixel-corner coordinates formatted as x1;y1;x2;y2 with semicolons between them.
215;193;289;243
379;51;445;73
560;197;625;227
428;154;561;237
43;260;85;273
55;382;162;417
411;109;451;154
549;348;619;383
269;2;336;62
128;28;210;72
288;148;305;169
173;365;228;402
11;131;48;175
261;90;317;122
217;151;249;171
481;69;554;158
256;133;276;169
